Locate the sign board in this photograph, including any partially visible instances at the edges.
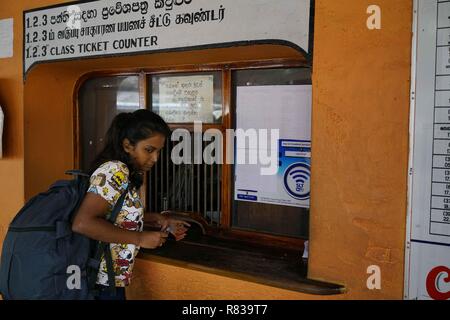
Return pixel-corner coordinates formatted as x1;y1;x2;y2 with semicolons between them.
156;75;214;123
234;85;312;208
23;0;312;77
0;18;13;58
406;0;450;300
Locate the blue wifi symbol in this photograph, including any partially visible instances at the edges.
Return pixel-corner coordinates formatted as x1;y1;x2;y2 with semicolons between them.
289;169;310;192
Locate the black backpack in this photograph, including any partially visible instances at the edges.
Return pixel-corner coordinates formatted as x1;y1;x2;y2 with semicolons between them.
0;170;126;300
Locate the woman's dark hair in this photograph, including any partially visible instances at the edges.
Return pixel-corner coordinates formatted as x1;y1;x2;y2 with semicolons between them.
90;109;171;189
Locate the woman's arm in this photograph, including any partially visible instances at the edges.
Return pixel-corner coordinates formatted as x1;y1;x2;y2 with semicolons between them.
72;193;168;249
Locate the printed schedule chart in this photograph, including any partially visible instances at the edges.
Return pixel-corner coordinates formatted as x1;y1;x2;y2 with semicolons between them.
431;0;450;237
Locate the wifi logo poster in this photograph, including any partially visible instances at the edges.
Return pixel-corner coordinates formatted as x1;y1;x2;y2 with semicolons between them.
234;84;312;209
278;139;311;208
234;139;311;209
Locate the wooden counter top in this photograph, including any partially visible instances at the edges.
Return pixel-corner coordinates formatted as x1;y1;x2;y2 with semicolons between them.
137;235;345;295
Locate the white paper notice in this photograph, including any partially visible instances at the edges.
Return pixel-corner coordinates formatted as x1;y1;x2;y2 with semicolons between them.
235;85;312;208
0;18;13;58
158;75;214;123
236;86;312;140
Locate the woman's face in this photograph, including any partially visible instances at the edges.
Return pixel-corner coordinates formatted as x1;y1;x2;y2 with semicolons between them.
123;133;166;172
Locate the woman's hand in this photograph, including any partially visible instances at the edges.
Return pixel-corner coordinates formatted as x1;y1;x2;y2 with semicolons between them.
138;231;169;249
159;216;191;241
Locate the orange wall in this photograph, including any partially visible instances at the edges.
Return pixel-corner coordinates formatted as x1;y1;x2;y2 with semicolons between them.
0;0;75;253
308;0;412;299
1;0;412;299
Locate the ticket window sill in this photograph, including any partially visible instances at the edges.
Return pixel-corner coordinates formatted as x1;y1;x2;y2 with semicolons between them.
139;216;345;296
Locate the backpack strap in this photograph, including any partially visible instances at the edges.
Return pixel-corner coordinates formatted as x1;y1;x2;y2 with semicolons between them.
87;188;129;296
103;243;117;295
65;170;90;179
108;189;129;225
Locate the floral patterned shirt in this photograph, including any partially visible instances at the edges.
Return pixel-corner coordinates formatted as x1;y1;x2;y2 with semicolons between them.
88;160;143;287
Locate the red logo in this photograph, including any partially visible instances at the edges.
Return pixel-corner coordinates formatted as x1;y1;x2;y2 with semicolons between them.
426;266;450;300
121;221;138;229
116;259;130;267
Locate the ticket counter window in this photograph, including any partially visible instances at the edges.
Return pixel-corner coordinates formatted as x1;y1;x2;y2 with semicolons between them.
232;68;311;239
148;72;223;226
74;66;332;294
77;66;311;241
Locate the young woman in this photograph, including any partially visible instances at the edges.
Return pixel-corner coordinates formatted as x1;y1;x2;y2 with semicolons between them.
72;109;190;300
